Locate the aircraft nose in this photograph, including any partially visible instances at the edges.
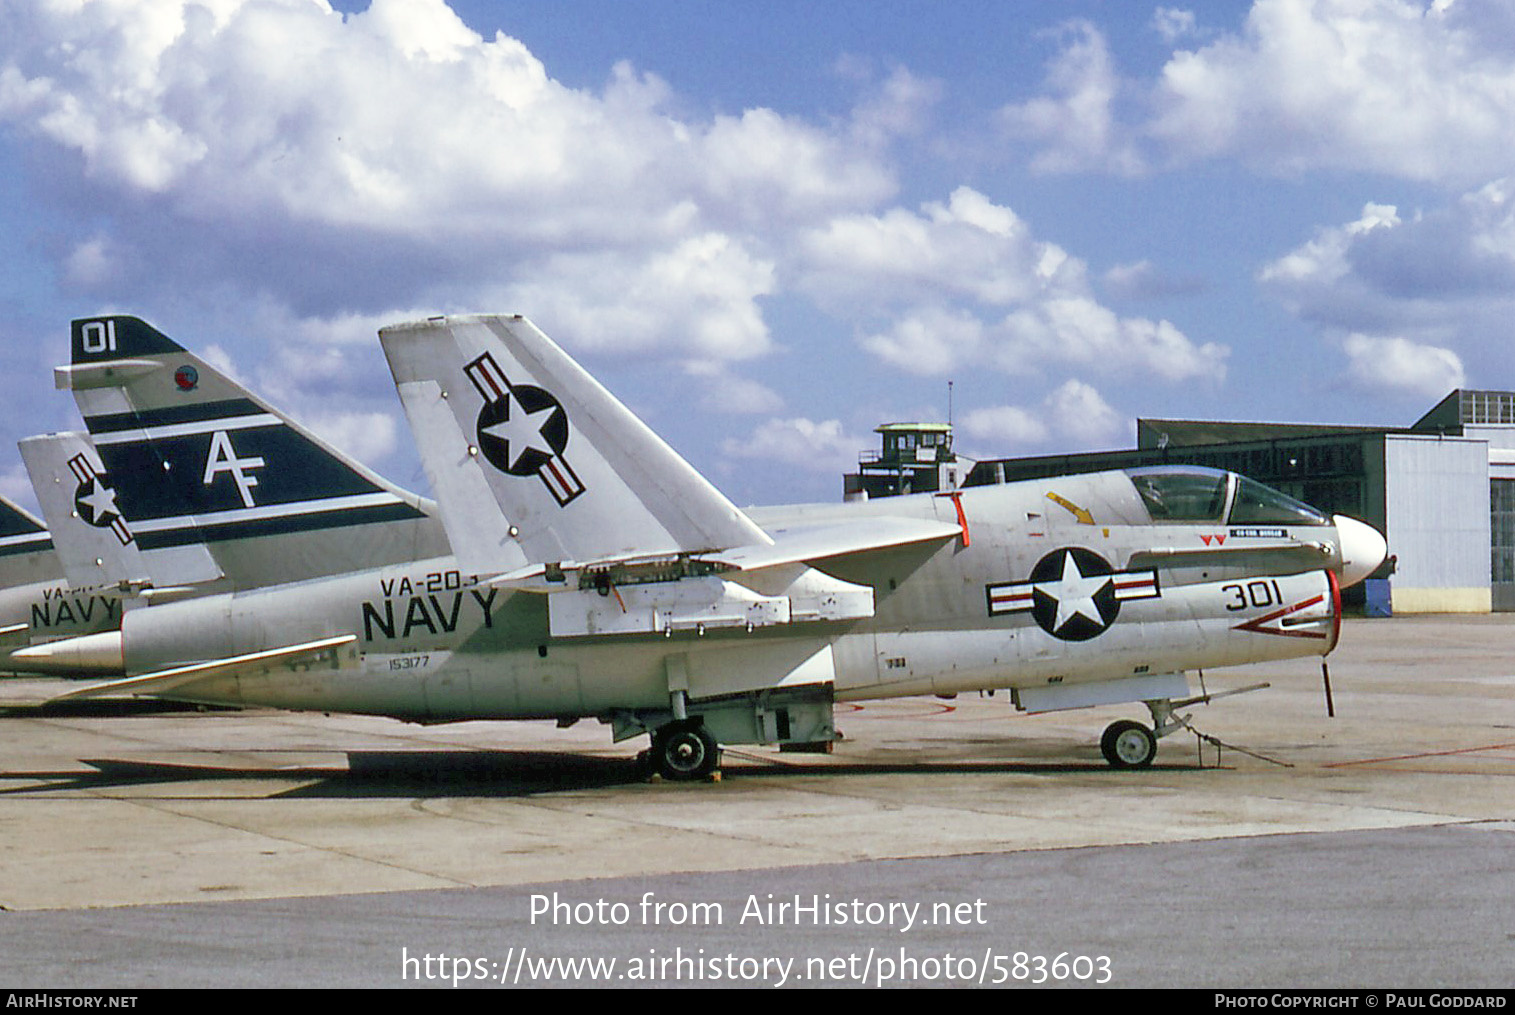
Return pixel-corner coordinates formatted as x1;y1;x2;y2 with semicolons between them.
1333;514;1387;588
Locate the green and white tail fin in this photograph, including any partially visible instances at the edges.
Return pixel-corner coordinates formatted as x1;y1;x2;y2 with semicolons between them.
58;315;450;586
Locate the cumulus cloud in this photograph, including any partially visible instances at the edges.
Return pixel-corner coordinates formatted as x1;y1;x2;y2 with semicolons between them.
1045;379;1127;445
1000;1;1515;187
1261;203;1402;291
860;307;986;376
63;234;120;288
682;361;783;415
1256;181;1515;396
960;405;1048;448
1342;334;1465;398
1152;8;1202;45
801;187;1226;383
497;234;777;361
798;186;1069;309
0;1;892;236
843;63;945;147
1258;202;1407;332
1262;186;1515;357
998;20;1144;175
721;417;868;475
0;0;890;332
697;106;897;227
961;380;1126;454
0;0;916;490
1148;0;1515;183
1102;259;1206;301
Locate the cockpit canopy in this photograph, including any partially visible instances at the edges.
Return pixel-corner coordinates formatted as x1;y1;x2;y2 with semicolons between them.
1127;466;1329;527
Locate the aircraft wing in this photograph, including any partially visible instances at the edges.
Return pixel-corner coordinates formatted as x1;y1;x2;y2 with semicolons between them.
479;516;959;639
488;515;963;592
49;634;356;703
701;516;962;571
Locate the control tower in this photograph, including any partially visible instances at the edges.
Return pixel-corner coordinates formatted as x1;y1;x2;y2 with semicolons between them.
844;422;964;500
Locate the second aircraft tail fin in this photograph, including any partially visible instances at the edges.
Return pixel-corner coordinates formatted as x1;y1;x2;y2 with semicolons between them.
58;316;449;584
19;431;223;591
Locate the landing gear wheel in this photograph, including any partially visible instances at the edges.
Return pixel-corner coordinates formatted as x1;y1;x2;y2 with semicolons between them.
651;722;721;781
1101;720;1157;769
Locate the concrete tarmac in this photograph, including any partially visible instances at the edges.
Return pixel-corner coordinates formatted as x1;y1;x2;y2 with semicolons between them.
1;616;1512;987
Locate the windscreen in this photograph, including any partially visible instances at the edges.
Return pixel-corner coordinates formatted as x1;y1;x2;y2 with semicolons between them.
1228;475;1329;526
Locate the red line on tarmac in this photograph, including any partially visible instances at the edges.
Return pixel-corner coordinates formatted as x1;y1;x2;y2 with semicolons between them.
1322;741;1515;768
837;701;958;718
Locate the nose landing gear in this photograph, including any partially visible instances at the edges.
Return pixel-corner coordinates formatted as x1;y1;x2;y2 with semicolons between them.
1100;720;1157;768
1099;681;1272;768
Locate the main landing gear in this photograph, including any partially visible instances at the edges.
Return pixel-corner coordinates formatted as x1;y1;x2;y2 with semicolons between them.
645;720;721;781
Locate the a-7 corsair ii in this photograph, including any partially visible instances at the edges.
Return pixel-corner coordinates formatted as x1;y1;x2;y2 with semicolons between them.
32;314;1387;778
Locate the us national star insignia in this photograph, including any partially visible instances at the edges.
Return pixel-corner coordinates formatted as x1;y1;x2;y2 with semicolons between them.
986;548;1159;641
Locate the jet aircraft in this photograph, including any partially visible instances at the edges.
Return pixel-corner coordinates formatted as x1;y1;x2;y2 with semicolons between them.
28;314;1387;777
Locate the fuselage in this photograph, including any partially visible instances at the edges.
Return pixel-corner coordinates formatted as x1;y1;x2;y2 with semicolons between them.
63;466;1372;723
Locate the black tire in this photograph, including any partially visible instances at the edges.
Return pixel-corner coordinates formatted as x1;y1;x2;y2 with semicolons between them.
1101;720;1157;769
651;722;720;781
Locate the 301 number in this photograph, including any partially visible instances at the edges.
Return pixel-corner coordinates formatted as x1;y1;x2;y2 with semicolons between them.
1222;579;1283;611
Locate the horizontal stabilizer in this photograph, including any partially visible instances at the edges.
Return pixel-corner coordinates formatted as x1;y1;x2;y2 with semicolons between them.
0;492;54;568
50;634;357;702
0;493;57;601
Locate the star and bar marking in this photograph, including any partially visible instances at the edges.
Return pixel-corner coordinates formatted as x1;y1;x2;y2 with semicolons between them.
987;547;1159;642
464;351;585;507
68;453;134;546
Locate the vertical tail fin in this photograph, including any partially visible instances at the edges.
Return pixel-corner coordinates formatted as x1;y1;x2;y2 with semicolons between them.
19;431;223;590
58;316;449;584
379;314;769;572
0;493;58;591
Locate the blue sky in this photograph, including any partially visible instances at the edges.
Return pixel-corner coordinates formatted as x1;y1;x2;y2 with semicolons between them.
3;0;1513;509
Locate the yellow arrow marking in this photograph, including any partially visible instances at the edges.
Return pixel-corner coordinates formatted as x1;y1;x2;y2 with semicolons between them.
1046;491;1095;525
